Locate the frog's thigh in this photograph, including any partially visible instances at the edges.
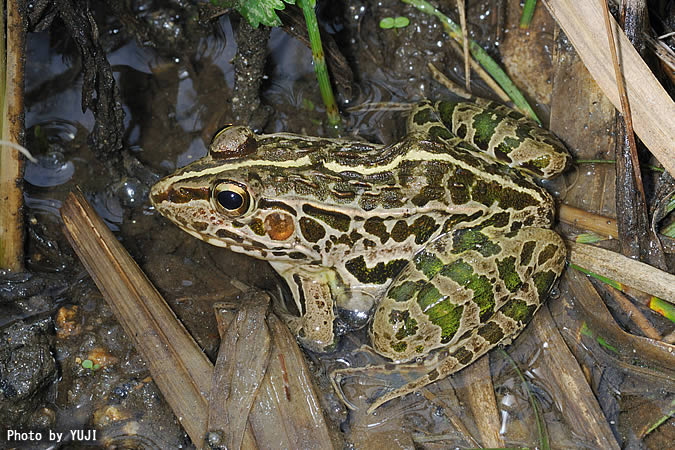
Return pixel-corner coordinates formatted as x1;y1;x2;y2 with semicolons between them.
366;226;565;412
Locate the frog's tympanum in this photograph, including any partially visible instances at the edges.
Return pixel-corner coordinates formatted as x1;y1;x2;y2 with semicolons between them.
150;100;570;412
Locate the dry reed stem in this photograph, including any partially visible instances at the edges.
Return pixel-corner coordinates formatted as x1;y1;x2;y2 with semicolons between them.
558;203;618;238
454;357;505;448
599;0;646;201
604;287;662;340
567;240;675;303
61;190;211;448
0;0;26;271
456;0;471;91
542;0;675;177
529;305;621;449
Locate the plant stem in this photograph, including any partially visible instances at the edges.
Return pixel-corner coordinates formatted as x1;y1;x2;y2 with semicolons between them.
1;0;26;271
401;0;541;123
519;0;538;29
297;0;342;131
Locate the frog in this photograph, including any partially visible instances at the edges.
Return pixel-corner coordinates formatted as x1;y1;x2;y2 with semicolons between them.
149;99;570;412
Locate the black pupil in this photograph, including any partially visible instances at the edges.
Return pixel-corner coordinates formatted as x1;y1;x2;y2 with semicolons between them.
217;190;243;210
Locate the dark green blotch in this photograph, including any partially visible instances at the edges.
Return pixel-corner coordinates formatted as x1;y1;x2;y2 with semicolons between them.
471;111;499;150
416;284;443;311
390;310;419;340
391;220;409;242
456;123;468;139
248;218;266;236
334;234;352;246
442;212;482;233
538;243;560;265
451;346;474;365
388;280;425;302
410;216;439;244
193;222;208;232
520;241;536;266
500;298;537;324
494;141;514;163
345;256;407;284
496;256;522;293
413;249;444;279
299;217;326;243
303;204;350;232
451;228;501;257
258;198;297;216
471;179;539;210
447;166;475;205
477;321;505;344
412;185;445;207
533;270;556;299
364;217;389;244
420;292;463;344
436;100;458;126
429;125;452;140
439;259;495;321
478;211;510;229
391;341;408;353
413;107;434;125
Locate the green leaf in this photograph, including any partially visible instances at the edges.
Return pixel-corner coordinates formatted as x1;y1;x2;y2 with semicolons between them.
82;359;93;369
237;0;296;28
380;17;395;29
393;16;410;28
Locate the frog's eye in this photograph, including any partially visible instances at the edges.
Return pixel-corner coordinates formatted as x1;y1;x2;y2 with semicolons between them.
213;181;251;216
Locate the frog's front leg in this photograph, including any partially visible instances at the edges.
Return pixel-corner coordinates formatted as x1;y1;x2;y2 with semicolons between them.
333;226;566;413
270;262;337;353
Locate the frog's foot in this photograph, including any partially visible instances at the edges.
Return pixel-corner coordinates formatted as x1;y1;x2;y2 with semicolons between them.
332;333;490;414
270;265;337;353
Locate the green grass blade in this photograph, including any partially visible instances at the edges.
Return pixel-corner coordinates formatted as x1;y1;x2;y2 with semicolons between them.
297;0;342;131
519;0;538;29
401;0;541;124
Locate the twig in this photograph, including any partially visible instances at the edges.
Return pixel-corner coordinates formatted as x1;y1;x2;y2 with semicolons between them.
60;190;211;447
427;63;472;98
604;286;663;340
0;0;26;271
456;0;470;91
558;204;618;239
567;241;675;304
443;40;512;103
541;0;675;177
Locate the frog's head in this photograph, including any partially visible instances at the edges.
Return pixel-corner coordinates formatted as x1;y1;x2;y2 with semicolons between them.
150;126;342;263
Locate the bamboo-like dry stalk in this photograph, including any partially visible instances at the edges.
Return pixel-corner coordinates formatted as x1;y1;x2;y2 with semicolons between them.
542;0;675;177
529;305;621;449
558;204;618;238
61;190;212;448
567;240;675;303
0;0;26;271
454;357;504;448
456;0;471;91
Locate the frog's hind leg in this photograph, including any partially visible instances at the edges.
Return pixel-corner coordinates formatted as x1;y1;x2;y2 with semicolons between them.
336;226;566;413
435;100;571;178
